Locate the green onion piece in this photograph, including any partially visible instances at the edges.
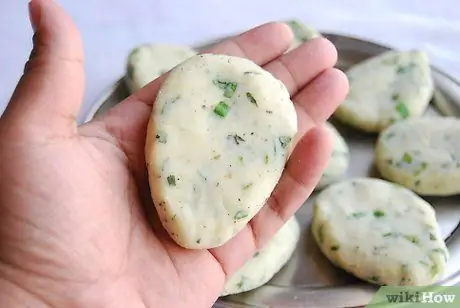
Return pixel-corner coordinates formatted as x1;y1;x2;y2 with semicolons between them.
214;101;230;118
264;155;269;164
373;210;385;218
404;235;421;246
238;156;244;163
430;264;439;277
279;136;292;149
236;277;245;289
402;152;413;164
391;93;400;101
396;66;407;74
318;224;324;243
330;245;340;251
213;154;221;160
213;80;238;98
253;252;260;257
351;212;366;219
234;210;248;220
383;232;395;237
167;175;176;186
246;92;258;106
243;183;253;190
395;102;409;118
429;233;437;241
414;162;428;176
196;238;201;244
224;82;238;98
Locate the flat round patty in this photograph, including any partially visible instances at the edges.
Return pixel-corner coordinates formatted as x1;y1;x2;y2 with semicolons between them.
376;117;460;196
334;50;434;132
312;178;448;286
146;53;298;249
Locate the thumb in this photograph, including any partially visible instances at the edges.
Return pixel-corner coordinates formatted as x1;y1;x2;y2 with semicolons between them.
3;0;84;136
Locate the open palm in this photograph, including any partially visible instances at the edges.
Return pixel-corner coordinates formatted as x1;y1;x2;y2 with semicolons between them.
0;1;348;307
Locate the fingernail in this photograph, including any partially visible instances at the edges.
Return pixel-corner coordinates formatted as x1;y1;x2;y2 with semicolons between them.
28;0;41;32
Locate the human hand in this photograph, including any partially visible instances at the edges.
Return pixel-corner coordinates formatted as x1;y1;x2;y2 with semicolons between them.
0;0;348;307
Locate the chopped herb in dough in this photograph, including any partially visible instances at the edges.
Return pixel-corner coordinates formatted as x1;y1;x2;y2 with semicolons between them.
264;154;269;164
236;276;246;289
432;248;448;261
213;80;238;98
243;183;253;190
404;235;421;246
279;136;292;148
350;211;366;219
238;156;244;163
402;153;413;164
196;238;201;244
213;154;221;160
234;210;248;220
253;252;260;257
229;134;245;145
167;175;176;186
246;92;258;106
383;232;397;237
430;263;439;277
318;224;324;244
373;210;385;218
429;233;437;241
395;102;409;119
214;101;230;117
331;245;340;251
413;162;428;176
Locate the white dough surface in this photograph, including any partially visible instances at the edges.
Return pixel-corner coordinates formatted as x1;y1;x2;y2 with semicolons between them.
312;178;448;286
146;53;298;249
376;117;460;196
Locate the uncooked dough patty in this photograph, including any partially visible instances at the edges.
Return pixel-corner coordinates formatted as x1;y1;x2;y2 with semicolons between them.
334;50;434;132
125;44;196;92
146;53;298;249
376;117;460;196
221;217;300;296
312;178;448;286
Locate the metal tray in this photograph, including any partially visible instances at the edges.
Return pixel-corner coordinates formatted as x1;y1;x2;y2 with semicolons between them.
83;33;460;308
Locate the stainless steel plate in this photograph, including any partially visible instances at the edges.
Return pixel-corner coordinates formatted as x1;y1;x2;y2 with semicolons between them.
83;33;460;308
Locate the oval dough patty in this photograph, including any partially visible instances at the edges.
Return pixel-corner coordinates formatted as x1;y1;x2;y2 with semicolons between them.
221;217;300;296
376;117;460;196
125;44;196;92
312;178;448;286
334;50;434;132
146;53;298;249
316;122;349;189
